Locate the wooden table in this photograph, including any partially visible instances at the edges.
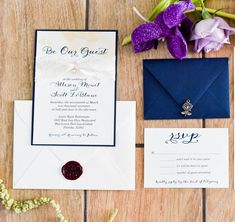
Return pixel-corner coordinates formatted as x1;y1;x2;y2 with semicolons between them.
0;0;234;221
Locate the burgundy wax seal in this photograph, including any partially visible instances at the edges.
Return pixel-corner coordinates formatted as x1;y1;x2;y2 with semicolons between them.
61;161;83;180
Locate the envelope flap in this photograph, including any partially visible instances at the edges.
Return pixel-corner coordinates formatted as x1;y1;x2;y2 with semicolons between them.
13;101;136;190
144;58;228;106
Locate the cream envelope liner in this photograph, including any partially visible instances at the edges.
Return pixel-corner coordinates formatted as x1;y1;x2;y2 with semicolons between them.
13;101;135;190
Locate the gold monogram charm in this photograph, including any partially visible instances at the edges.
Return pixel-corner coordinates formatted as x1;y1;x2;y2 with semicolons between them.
181;99;193;117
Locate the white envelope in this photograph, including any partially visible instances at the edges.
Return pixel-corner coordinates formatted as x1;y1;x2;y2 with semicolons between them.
13;101;136;190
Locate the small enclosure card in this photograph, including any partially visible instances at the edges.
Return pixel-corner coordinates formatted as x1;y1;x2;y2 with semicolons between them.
32;30;117;146
144;128;229;188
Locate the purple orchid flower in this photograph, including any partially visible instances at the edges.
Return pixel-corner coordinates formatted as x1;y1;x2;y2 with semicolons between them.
132;0;195;59
191;17;235;53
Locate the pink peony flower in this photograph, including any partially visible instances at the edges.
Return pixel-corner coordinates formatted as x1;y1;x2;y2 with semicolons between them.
191;17;235;53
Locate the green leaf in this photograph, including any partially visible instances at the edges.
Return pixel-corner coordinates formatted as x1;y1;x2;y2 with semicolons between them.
202;8;211;19
147;0;172;21
192;0;202;6
193;8;202;21
200;0;212;19
122;35;131;46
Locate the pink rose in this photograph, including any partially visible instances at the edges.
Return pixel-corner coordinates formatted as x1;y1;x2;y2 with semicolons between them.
191;17;235;53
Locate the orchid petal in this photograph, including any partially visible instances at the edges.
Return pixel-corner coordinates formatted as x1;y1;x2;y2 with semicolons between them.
190;33;203;41
193;38;225;53
204;41;224;53
166;27;187;59
177;0;195;11
163;4;186;28
163;0;195;28
194;38;210;52
191;18;220;39
224;30;230;39
154;12;171;38
214;17;235;35
203;28;230;44
179;17;193;43
131;23;161;52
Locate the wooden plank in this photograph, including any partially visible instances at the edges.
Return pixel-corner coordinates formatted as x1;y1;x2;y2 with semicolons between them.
204;1;235;222
87;1;203;221
205;47;234;222
88;149;202;222
0;0;86;221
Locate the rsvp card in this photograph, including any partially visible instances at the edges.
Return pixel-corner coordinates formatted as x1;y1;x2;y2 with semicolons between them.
144;128;229;188
32;30;117;146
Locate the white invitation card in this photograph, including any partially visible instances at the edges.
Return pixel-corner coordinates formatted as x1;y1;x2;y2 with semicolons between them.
145;128;229;188
32;30;117;146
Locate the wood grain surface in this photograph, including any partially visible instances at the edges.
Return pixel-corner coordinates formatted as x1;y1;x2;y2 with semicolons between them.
0;1;85;221
0;0;234;221
203;1;235;222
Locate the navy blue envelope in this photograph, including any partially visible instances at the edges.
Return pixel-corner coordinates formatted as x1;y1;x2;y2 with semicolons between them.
144;58;230;120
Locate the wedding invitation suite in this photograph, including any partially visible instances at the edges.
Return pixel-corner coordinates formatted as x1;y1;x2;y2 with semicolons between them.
145;128;229;188
32;30;117;146
13;101;135;190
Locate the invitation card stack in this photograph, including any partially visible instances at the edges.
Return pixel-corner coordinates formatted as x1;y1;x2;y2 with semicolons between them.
13;30;136;190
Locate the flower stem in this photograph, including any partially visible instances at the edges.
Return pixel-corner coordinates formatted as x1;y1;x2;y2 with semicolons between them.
186;7;235;20
107;209;118;222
